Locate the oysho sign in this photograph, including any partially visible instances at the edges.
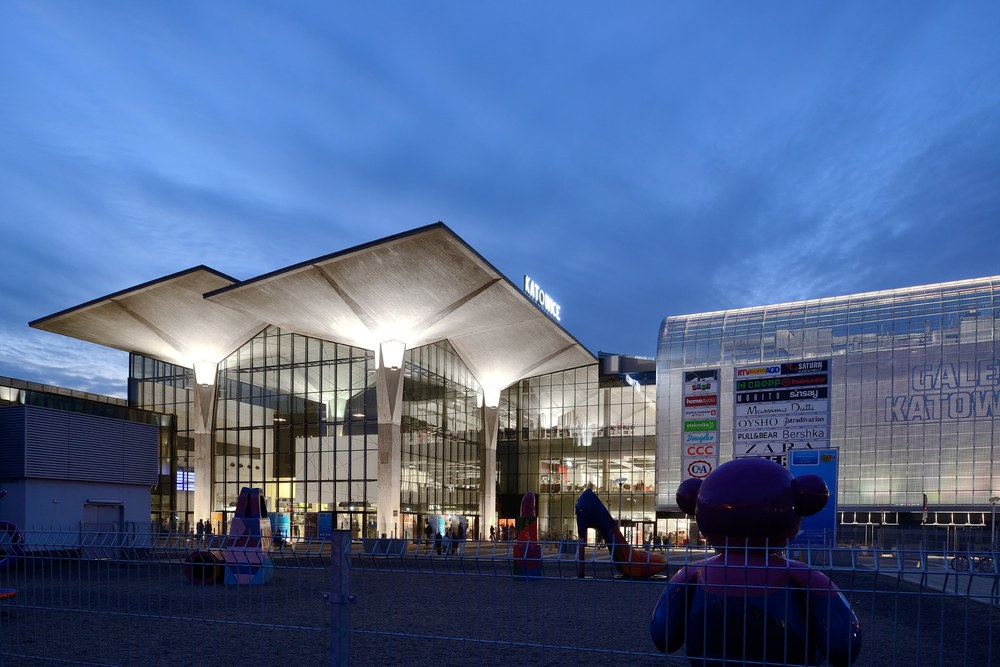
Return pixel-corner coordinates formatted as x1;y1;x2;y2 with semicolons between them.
523;275;562;321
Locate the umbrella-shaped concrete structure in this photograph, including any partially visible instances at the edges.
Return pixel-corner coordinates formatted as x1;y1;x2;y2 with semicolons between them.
31;223;596;535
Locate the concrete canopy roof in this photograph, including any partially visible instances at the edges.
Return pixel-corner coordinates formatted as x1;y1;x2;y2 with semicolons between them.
30;266;269;371
204;223;596;394
30;224;595;393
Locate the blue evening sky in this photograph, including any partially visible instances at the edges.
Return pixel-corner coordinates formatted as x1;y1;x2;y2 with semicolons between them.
2;2;1000;397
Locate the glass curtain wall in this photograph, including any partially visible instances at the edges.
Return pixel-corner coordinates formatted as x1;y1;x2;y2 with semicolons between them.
657;278;1000;528
128;355;190;532
496;364;656;545
131;330;488;541
400;340;482;541
213;327;377;539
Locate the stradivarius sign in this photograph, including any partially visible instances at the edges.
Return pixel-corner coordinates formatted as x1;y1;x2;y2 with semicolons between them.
523;275;562;321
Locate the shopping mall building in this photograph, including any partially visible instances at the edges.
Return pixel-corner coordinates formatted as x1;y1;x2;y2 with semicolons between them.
656;277;1000;535
23;224;1000;542
29;224;657;542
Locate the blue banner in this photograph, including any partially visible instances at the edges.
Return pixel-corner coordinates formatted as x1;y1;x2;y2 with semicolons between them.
787;448;838;548
270;512;291;540
317;512;333;538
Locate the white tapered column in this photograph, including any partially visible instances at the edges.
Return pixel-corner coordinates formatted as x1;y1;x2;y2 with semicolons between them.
191;361;218;526
375;341;405;538
480;404;500;536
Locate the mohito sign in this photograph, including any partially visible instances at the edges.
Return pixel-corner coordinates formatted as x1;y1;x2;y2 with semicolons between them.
735;387;829;404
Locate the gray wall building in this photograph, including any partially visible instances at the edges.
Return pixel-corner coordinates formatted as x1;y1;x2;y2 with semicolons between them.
0;377;161;539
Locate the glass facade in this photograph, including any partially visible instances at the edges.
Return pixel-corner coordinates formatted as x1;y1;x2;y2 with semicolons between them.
128;356;190;530
657;277;1000;526
497;360;657;544
212;327;377;539
130;328;487;539
401;340;482;540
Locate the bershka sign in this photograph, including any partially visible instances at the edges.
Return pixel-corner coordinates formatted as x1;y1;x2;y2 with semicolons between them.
732;359;832;463
523;275;562;321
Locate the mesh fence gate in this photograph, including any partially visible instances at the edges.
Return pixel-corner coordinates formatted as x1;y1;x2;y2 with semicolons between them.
1;532;998;666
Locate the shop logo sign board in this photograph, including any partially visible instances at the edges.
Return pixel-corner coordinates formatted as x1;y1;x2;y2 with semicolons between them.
732;360;831;465
682;369;720;480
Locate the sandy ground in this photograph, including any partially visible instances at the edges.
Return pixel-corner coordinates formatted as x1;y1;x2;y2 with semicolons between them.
0;547;998;666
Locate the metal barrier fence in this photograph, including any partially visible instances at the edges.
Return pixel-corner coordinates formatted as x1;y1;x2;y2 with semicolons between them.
1;531;998;666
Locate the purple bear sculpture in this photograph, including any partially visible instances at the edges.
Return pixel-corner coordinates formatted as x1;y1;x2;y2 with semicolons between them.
650;457;861;667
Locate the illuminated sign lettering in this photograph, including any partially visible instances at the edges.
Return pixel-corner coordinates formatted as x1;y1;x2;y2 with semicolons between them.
885;360;1000;422
523;275;562;321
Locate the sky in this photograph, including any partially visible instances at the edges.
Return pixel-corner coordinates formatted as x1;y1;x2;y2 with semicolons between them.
2;1;1000;398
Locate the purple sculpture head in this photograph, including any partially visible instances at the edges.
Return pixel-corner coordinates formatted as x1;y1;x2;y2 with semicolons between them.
676;457;829;550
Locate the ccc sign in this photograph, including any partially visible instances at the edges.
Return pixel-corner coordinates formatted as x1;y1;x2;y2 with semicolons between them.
686;445;715;456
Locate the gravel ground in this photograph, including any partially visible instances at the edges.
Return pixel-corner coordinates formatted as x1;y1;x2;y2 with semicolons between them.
1;551;999;666
349;559;1000;667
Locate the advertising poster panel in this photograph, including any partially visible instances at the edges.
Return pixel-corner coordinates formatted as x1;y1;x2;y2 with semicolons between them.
681;369;720;481
787;448;839;548
732;360;831;465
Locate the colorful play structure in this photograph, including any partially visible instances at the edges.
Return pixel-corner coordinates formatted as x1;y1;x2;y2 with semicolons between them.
649;457;862;666
183;487;274;586
575;487;667;579
0;489;22;602
511;491;541;578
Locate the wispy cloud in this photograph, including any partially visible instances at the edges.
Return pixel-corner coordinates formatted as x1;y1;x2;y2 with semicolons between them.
0;328;128;397
1;2;1000;368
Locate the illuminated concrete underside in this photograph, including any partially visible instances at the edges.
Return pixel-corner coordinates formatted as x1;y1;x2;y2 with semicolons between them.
30;223;596;534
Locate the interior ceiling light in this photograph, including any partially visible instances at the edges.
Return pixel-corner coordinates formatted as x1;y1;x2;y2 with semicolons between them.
193;360;216;386
379;339;406;370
